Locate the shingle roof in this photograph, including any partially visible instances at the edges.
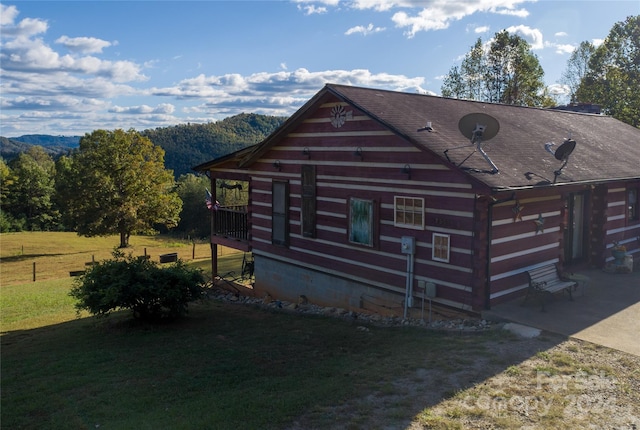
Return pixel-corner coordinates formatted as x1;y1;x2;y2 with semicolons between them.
326;84;640;190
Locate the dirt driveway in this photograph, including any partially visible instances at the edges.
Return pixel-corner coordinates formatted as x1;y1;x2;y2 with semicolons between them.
484;267;640;356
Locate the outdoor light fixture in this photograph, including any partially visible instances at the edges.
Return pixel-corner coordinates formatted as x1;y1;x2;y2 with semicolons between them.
354;147;363;159
402;164;411;179
273;160;281;171
302;147;310;159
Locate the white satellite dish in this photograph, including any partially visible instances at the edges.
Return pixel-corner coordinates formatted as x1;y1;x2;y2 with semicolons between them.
444;113;501;174
458;113;500;143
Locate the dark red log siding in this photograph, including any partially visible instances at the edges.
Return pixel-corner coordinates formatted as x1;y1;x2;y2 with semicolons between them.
248;98;478;311
487;180;640;306
488;191;566;304
604;181;640;263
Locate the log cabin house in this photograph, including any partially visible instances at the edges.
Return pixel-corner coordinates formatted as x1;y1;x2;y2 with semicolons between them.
195;84;640;315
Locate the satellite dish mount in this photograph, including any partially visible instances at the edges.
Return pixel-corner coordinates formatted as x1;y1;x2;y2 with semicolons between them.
445;113;501;174
545;138;576;183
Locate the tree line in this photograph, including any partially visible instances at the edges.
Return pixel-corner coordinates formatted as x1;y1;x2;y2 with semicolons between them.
1;113;283;243
0;130;247;245
441;16;638;128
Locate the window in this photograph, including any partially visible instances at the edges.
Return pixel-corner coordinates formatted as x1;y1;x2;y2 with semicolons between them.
394;196;425;229
272;181;289;246
301;165;316;238
629;188;639;221
432;233;450;263
349;198;375;247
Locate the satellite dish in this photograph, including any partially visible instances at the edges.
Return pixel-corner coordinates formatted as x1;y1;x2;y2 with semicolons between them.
458;113;500;143
445;113;501;173
554;139;576;161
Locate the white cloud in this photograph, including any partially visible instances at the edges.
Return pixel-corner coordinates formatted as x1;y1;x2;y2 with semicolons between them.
592;38;604;47
1;11;146;83
383;0;534;38
109;103;175;115
298;4;328;15
55;35;114;54
351;0;414;12
0;4;19;26
295;0;534;38
547;83;569;97
505;25;544;50
0;4;48;37
345;23;386;36
494;7;529;17
546;42;575;55
149;68;427;113
474;25;490;34
555;31;568;37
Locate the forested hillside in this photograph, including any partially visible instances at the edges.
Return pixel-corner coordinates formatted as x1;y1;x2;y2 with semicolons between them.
141;113;286;176
9;134;81;147
1;113;287;177
1;137;75;160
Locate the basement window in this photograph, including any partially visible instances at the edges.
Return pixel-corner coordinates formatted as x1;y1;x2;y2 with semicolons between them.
394;196;425;229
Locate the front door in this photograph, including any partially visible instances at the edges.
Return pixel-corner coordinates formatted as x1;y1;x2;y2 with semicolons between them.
564;192;588;264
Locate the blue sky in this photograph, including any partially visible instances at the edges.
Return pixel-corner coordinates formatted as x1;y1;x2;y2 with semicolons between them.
1;1;638;136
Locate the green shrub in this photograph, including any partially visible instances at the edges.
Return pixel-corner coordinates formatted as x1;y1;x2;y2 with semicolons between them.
70;250;206;322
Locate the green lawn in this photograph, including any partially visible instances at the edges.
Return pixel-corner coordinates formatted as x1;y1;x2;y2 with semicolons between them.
2;288;487;429
2;234;638;429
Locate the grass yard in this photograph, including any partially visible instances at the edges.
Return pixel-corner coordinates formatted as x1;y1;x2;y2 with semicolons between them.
2;233;639;429
0;231;239;285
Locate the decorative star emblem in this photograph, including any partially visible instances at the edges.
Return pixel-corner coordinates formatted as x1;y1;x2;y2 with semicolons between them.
534;214;545;234
512;201;524;222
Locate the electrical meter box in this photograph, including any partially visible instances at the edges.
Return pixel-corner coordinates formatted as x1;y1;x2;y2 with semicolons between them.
400;236;416;255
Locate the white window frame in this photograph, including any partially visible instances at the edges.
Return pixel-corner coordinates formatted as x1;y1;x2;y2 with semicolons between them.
432;233;450;263
394;196;425;230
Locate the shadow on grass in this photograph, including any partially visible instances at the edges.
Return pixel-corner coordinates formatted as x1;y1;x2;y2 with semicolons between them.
0;251;88;263
0;298;569;430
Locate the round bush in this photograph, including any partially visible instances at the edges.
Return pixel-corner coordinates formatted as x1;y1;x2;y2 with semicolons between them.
70;250;206;322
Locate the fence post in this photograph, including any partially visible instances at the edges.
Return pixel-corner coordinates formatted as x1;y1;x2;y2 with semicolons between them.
192;242;196;260
33;262;36;282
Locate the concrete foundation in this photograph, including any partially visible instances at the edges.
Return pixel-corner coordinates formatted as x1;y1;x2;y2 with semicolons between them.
252;254;406;316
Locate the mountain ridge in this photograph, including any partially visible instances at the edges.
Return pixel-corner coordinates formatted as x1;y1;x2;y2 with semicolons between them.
1;113;287;177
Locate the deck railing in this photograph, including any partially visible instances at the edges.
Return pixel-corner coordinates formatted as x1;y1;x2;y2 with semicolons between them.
213;205;248;241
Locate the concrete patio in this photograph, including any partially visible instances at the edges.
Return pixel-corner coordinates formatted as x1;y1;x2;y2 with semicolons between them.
484;264;640;357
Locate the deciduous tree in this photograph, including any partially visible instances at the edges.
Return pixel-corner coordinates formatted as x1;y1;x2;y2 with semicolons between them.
4;146;59;230
441;31;548;107
559;41;596;104
174;173;211;239
57;129;182;247
576;15;640;127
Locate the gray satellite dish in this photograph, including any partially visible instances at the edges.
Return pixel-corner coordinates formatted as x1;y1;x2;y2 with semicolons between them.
445;113;501;173
553;138;576;161
458;113;500;143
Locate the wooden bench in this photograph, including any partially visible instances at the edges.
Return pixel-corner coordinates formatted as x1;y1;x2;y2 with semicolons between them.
159;253;178;263
523;264;578;311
